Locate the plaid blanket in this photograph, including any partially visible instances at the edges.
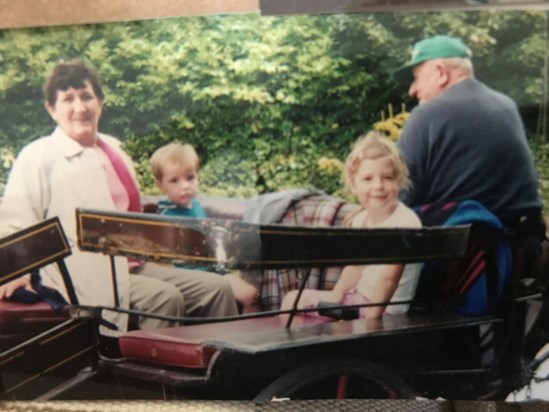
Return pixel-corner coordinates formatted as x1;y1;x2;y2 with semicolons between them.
242;195;359;311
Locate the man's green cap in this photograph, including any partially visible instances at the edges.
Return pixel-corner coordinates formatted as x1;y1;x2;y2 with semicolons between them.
394;35;472;84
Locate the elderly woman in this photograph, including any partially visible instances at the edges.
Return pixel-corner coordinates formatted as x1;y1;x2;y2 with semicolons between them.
0;59;238;334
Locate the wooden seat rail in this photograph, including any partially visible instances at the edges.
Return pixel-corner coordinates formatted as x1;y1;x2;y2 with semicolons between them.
0;218;101;399
1;217;77;304
76;208;470;269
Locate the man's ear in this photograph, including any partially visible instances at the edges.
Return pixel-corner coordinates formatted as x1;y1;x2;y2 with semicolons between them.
436;63;451;87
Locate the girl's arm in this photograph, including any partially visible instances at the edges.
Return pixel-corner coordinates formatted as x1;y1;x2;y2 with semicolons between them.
327;265;364;303
365;264;404;319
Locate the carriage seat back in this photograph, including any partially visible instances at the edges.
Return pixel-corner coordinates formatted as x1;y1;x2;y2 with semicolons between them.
0;218;75;350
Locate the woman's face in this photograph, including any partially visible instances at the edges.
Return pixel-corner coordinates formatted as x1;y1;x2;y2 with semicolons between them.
45;80;103;146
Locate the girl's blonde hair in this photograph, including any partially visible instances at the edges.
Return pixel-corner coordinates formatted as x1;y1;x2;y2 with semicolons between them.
343;131;410;226
344;131;409;191
150;142;200;181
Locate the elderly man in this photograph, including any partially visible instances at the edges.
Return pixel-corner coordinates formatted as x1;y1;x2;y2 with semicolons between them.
395;35;548;365
395;35;543;234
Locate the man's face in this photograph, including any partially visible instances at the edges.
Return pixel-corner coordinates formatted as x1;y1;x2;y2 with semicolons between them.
408;60;446;104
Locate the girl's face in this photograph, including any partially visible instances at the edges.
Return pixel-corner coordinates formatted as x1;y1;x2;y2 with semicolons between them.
352;156;400;215
156;161;199;208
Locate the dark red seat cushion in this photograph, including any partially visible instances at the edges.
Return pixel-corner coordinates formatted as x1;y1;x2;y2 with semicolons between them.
0;301;70;350
119;315;330;369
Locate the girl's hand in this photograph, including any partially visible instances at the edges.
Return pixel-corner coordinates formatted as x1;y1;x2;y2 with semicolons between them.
0;274;35;300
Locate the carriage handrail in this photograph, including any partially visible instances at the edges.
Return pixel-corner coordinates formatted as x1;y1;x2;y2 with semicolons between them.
75;208;471;269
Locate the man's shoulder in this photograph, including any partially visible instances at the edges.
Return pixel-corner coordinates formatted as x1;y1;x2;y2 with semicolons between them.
406;80;486;122
399;103;436;141
442;78;515;107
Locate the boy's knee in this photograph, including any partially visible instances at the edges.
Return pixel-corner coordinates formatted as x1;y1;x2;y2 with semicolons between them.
244;285;259;303
157;284;185;316
210;275;234;296
239;285;259;307
135;285;184;330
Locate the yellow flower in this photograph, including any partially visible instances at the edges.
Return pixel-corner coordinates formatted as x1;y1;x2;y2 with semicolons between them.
373;104;410;141
318;157;344;173
1;148;15;169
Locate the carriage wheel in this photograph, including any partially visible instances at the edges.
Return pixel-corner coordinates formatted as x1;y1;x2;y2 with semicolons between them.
253;357;414;402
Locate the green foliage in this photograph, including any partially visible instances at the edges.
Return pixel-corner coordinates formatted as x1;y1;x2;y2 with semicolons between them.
0;147;15;195
530;141;549;213
252;137;344;195
0;10;548;205
199;151;259;199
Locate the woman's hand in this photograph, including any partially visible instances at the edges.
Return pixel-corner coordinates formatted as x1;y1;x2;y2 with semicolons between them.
0;274;34;300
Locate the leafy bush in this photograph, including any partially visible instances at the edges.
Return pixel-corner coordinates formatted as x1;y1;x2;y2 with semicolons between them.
530;141;549;212
1;10;548;210
199;151;259;199
0;148;15;196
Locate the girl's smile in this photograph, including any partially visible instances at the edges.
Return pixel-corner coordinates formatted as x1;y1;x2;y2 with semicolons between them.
352;155;399;224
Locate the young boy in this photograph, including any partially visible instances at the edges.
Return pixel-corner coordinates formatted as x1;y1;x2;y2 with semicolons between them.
150;142;259;312
150;142;205;219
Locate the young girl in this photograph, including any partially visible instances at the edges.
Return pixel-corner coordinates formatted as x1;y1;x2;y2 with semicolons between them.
280;131;422;319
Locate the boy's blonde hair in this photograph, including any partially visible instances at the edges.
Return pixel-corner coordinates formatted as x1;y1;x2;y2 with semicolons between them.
344;131;410;194
150;142;200;181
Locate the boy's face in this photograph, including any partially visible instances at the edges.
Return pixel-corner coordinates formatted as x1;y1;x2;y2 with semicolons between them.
156;161;199;208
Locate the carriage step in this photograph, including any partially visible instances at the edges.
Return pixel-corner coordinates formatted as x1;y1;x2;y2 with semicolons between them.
34;367;97;400
98;358;210;387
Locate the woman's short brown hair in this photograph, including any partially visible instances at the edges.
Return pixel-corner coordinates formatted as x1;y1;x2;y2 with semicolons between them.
43;59;104;106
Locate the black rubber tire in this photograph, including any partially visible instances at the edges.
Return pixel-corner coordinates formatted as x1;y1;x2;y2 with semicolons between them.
253;357;415;402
